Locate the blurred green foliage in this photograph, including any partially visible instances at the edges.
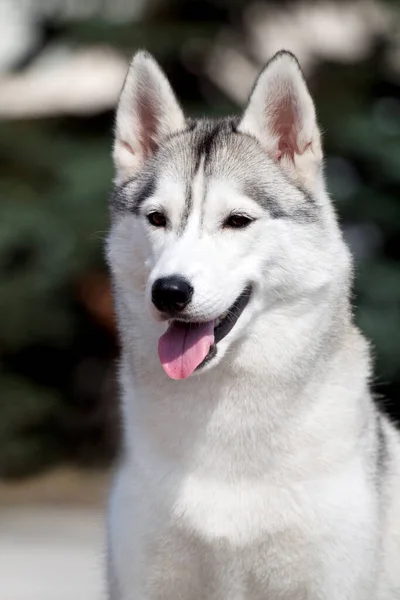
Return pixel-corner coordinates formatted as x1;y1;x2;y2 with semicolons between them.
0;114;117;477
0;0;399;478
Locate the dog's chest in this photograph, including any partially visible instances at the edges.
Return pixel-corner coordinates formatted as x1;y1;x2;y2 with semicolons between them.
172;473;313;546
171;456;369;545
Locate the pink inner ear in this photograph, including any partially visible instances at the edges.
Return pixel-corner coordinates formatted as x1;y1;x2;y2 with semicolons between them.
268;93;301;162
121;140;135;155
138;90;160;158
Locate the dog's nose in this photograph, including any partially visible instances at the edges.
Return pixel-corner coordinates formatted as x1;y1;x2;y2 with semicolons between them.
152;276;194;314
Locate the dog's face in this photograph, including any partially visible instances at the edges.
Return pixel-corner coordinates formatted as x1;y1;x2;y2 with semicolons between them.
108;51;344;380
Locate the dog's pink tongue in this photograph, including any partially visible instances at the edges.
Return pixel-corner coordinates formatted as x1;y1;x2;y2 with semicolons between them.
158;321;214;380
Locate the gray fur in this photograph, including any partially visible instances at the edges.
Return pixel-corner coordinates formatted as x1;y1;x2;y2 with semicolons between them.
110;117;318;227
377;413;389;474
106;49;400;600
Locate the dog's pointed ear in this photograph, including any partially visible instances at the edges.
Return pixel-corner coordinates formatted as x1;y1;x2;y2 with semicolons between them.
238;51;322;190
113;51;185;185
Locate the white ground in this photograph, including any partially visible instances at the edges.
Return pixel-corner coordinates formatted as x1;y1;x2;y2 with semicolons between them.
0;506;105;600
0;470;108;600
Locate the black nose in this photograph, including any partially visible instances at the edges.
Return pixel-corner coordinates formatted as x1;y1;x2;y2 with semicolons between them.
152;276;194;314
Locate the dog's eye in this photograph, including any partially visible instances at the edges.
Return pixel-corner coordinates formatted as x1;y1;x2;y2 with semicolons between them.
224;214;253;229
147;211;167;228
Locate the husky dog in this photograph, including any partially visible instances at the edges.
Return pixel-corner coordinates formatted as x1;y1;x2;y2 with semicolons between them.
106;49;400;599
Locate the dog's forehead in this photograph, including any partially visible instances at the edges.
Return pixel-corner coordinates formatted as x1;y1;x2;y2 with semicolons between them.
112;118;318;223
155;119;314;221
159;118;269;182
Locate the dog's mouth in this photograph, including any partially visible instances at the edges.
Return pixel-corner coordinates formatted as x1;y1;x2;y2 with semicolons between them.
158;286;252;380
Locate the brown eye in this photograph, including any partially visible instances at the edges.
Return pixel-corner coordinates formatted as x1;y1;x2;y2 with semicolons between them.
147;211;167;228
224;214;253;229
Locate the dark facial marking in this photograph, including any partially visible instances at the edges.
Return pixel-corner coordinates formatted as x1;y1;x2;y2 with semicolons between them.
195;118;239;171
178;119;240;231
131;176;157;215
178;121;228;232
110;181;133;213
178;179;196;234
111;173;157;216
197;126;221;167
242;182;289;219
164;119;197;143
242;180;318;222
111;122;198;216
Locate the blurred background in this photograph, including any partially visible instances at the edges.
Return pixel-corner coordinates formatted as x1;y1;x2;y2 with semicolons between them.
0;0;399;598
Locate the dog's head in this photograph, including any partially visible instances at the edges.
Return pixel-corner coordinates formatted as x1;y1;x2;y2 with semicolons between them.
107;50;350;380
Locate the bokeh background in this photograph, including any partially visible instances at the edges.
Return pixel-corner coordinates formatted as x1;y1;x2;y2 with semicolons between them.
0;0;400;597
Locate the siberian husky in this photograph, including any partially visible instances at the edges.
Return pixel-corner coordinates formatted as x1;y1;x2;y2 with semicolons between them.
106;49;400;599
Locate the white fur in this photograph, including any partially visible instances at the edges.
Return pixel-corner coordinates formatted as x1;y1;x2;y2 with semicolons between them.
113;51;185;186
106;51;400;599
239;51;322;193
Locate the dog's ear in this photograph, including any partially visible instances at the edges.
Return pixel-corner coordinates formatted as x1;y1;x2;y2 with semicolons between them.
238;51;322;190
113;51;185;185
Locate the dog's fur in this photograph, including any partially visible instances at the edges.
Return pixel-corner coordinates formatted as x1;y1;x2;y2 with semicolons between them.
106;50;400;599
